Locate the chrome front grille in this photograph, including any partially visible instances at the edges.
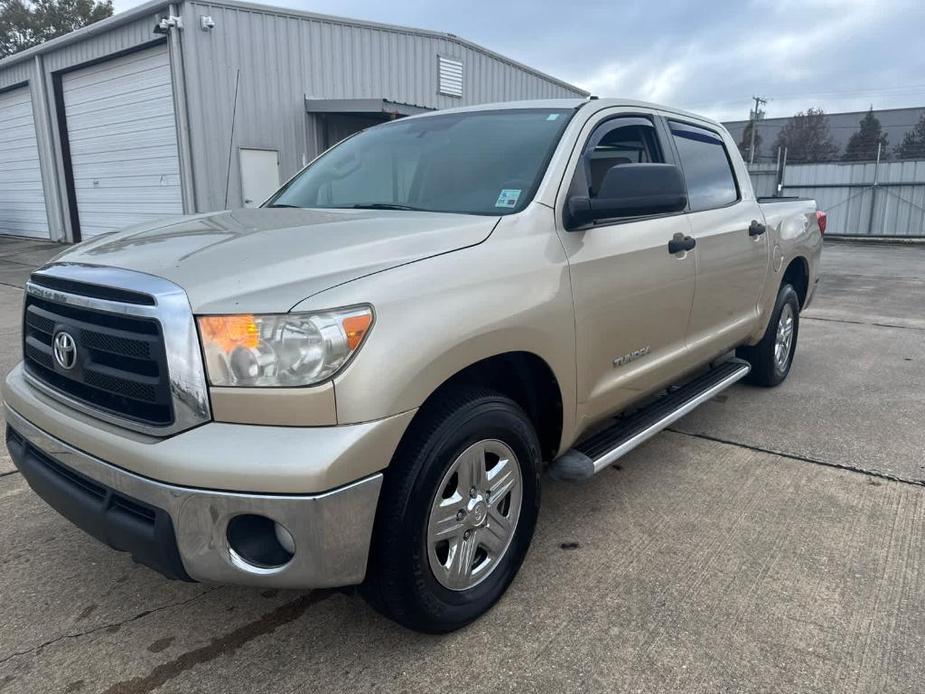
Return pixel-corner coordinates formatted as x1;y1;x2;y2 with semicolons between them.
22;264;211;437
24;293;173;425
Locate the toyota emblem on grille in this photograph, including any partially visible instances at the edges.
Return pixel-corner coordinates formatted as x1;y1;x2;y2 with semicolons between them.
53;331;78;370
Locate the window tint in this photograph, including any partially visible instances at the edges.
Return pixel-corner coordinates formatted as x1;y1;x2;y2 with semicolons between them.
669;121;738;211
583;120;662;198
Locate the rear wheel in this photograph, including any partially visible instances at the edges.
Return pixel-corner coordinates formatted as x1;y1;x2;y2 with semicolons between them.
738;283;800;387
362;387;541;633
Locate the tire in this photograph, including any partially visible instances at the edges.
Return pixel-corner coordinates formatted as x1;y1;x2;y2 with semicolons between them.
362;387;542;633
738;283;800;387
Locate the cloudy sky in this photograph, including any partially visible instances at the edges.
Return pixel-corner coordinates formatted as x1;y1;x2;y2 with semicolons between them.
114;0;925;122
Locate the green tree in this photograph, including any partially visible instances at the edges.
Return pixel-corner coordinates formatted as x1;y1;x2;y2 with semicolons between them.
895;112;925;159
842;107;889;161
737;120;763;163
773;108;839;163
0;0;113;59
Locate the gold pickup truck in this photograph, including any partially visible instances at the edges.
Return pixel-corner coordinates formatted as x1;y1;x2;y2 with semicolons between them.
3;98;823;633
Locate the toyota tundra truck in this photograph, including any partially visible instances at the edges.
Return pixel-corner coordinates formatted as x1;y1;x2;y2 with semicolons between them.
3;98;823;633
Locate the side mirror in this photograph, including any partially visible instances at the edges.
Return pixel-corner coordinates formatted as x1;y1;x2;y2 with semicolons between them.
566;163;687;229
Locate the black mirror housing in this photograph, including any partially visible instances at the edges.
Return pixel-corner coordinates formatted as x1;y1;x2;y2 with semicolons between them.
566;163;687;229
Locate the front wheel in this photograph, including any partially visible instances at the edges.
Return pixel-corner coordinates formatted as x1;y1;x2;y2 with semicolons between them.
738;283;800;387
362;387;541;633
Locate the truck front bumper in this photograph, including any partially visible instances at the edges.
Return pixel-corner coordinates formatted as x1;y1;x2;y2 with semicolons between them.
5;405;383;589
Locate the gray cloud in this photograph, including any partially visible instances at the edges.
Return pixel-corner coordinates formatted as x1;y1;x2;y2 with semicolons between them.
115;0;925;121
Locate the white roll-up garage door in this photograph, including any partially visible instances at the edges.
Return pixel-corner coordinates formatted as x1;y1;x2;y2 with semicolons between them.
62;44;183;238
0;86;49;238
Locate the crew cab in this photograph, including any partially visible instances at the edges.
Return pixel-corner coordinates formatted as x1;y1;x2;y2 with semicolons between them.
3;98;823;633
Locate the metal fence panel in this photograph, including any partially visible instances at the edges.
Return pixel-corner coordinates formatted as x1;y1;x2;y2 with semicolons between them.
747;163;779;197
747;159;925;237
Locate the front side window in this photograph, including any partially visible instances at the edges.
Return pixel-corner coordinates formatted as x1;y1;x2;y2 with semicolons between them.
580;118;663;198
669;121;739;211
269;109;573;216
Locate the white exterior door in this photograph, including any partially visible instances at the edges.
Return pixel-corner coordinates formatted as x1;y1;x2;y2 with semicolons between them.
61;44;183;238
0;86;49;238
239;148;280;207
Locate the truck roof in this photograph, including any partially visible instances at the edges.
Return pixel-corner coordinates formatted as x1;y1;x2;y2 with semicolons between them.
407;98;726;131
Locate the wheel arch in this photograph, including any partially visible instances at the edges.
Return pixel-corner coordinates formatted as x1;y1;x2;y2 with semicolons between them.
782;256;810;308
399;351;565;464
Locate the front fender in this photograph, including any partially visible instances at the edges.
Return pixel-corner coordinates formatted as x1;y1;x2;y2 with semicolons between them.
293;207;579;442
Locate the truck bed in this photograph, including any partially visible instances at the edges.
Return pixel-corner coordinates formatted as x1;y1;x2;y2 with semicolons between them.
758;197;818;236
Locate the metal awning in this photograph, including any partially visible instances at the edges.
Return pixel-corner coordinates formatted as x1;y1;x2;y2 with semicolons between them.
304;97;432;117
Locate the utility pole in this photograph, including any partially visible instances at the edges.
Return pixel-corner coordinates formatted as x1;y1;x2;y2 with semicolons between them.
749;96;767;165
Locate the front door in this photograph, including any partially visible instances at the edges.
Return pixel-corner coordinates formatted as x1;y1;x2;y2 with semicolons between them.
666;120;770;361
554;111;697;432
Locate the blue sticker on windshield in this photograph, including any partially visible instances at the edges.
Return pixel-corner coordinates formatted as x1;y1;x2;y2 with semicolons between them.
495;189;522;208
546;113;560;121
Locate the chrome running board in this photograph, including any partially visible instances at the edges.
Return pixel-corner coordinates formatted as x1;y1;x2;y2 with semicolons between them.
549;359;751;481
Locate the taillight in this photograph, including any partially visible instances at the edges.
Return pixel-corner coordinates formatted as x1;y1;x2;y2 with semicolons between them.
816;210;827;235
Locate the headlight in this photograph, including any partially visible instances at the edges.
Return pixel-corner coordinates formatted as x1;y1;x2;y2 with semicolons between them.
197;306;373;387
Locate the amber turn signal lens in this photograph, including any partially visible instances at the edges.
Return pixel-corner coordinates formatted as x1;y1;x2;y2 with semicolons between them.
342;313;372;350
198;315;259;352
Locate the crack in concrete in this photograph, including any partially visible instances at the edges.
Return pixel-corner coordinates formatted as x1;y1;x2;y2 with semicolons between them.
101;590;334;694
667;428;925;488
0;470;20;479
0;587;222;667
871;321;925;332
803;315;866;326
803;315;925;332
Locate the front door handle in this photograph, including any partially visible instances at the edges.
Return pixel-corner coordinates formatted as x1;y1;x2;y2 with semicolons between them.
749;220;767;237
668;233;696;254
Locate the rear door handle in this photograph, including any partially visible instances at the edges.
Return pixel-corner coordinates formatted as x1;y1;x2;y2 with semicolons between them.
749;220;767;237
668;234;696;254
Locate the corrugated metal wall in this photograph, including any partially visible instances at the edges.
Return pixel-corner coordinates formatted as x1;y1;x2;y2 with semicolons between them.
179;1;585;211
0;9;166;240
0;0;584;239
0;61;33;91
747;160;925;237
38;16;164;74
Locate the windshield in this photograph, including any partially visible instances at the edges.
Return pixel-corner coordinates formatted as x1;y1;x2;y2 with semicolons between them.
268;108;573;215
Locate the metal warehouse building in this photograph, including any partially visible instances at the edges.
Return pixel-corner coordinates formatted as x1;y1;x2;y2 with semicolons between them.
0;0;585;242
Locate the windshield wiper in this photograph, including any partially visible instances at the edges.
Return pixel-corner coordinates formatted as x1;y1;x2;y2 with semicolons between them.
265;203;301;208
347;203;427;211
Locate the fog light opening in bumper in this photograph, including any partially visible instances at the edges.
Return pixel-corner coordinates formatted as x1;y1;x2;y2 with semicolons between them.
226;514;295;570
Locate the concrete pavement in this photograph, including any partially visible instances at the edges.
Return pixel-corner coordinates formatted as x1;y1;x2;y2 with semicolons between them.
674;241;925;483
0;237;923;693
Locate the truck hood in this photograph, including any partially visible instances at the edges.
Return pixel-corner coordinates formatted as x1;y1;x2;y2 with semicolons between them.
51;208;499;313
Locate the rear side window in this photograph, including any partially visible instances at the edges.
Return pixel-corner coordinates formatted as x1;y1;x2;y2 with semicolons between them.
669;121;738;211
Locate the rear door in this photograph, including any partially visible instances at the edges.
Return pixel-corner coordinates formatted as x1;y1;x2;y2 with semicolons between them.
667;120;769;360
555;110;696;430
